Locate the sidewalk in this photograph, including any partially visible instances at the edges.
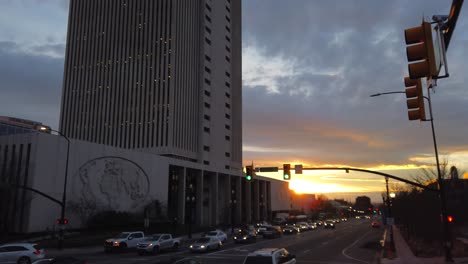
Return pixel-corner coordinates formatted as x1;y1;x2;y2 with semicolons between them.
381;226;468;264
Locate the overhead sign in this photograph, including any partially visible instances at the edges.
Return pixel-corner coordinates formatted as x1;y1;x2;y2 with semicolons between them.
256;167;279;172
295;164;303;174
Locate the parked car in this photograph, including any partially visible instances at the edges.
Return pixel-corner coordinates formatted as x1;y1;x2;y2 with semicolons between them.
189;237;222;252
204;230;227;242
234;230;257;243
0;243;45;264
257;225;271;236
104;231;145;252
32;257;87;264
262;226;282;239
243;248;296;264
136;233;180;255
324;220;335;229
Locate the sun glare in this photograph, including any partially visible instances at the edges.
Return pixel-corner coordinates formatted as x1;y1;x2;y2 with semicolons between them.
288;179;367;194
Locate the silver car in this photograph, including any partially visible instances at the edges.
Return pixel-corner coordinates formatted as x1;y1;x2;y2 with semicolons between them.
0;243;45;264
189;237;222;252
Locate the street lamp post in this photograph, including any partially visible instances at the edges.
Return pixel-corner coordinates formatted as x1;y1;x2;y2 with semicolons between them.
186;183;196;239
370;90;452;261
230;189;237;234
39;126;70;250
385;177;395;251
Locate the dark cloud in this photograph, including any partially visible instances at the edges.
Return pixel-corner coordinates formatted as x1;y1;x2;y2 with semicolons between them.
0;41;64;128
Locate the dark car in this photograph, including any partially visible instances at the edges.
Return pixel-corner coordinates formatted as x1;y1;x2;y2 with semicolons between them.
282;226;298;235
324;220;335;229
262;226;282;239
234;230;257;243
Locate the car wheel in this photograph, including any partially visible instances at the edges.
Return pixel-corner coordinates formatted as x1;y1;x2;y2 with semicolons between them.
172;243;179;250
217;243;221;250
120;242;127;251
153;246;160;255
17;257;31;264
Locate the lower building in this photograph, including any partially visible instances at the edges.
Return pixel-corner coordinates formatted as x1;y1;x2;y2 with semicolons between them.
0;127;293;233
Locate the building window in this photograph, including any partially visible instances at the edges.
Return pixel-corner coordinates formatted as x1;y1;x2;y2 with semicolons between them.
205;26;211;34
204;160;210;165
225;152;231;157
204;114;211;121
204;90;211;97
204;127;210;133
225;82;230;87
225;16;230;22
206;3;212;11
225;56;230;62
205;66;211;73
204;102;211;109
225;36;231;42
205;37;211;45
225;25;231;33
225;124;231;130
225;135;231;141
225;71;231;77
205;78;211;85
225;103;230;109
226;6;231;13
205;15;212;23
225;46;231;52
225;113;231;119
225;165;230;169
205;54;211;62
225;92;230;98
204;145;210;151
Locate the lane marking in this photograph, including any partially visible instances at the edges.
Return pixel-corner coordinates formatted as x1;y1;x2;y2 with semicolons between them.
341;229;372;264
303;249;311;253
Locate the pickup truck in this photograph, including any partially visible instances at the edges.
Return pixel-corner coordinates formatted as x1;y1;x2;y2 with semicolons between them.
136;233;181;255
104;231;145;252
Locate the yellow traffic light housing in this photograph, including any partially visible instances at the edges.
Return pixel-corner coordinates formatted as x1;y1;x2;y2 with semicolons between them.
245;166;253;181
404;77;426;121
405;21;438;79
283;164;291;180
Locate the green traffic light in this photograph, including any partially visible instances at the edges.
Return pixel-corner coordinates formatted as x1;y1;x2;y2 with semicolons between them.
284;174;289;180
246;175;252;181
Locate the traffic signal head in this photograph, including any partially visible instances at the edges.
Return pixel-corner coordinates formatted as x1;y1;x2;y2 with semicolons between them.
283;164;291;180
245;166;253;181
404;21;438;79
447;215;454;223
404;77;426;121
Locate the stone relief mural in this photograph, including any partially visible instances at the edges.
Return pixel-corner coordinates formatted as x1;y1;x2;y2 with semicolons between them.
71;156;150;214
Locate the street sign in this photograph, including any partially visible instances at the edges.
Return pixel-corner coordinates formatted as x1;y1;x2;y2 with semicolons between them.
386;217;394;225
295;164;303;174
256;167;279;172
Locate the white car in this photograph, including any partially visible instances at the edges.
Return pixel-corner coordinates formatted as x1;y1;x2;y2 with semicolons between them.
204;230;227;242
104;231;145;251
0;243;45;264
243;248;296;264
189;237;222;252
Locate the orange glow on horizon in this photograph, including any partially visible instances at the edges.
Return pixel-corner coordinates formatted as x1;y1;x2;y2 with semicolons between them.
288;179;370;194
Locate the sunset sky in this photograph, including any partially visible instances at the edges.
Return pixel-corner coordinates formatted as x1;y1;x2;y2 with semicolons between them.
0;0;467;203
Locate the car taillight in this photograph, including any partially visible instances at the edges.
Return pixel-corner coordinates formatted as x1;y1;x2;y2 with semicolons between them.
33;249;42;255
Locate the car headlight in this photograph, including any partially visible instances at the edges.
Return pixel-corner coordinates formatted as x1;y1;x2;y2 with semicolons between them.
149;243;153;247
190;245;193;248
113;241;120;246
200;245;206;248
234;236;237;240
243;236;247;240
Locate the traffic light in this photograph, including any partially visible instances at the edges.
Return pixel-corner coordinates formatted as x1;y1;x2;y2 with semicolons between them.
283;164;291;180
404;77;426;121
447;215;454;223
404;21;438;79
245;166;253;181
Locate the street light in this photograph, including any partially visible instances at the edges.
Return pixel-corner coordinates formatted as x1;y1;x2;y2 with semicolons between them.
230;189;237;234
39;126;70;250
186;183;196;239
370;90;451;260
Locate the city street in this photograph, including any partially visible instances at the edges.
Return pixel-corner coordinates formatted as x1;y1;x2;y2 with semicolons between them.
48;219;384;264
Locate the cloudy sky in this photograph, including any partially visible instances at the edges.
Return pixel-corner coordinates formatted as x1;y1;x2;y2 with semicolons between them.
0;0;467;202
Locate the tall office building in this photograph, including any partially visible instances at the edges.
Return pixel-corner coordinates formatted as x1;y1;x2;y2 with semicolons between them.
59;0;242;171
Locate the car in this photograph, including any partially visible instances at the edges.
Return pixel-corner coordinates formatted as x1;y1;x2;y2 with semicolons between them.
189;237;222;252
324;220;335;229
234;230;257;243
0;243;45;264
136;233;181;255
256;225;271;236
371;221;381;228
203;230;227;242
282;226;298;235
262;226;282;239
104;231;145;252
243;248;296;264
32;257;87;264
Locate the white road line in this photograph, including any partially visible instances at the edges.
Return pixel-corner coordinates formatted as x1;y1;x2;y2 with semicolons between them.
341;229;372;264
303;249;311;253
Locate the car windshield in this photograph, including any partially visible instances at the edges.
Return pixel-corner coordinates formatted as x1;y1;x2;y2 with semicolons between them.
115;233;129;238
146;235;160;241
206;231;217;236
244;256;273;264
196;238;210;243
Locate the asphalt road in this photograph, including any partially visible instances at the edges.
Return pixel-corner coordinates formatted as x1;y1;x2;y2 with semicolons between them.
48;218;384;264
